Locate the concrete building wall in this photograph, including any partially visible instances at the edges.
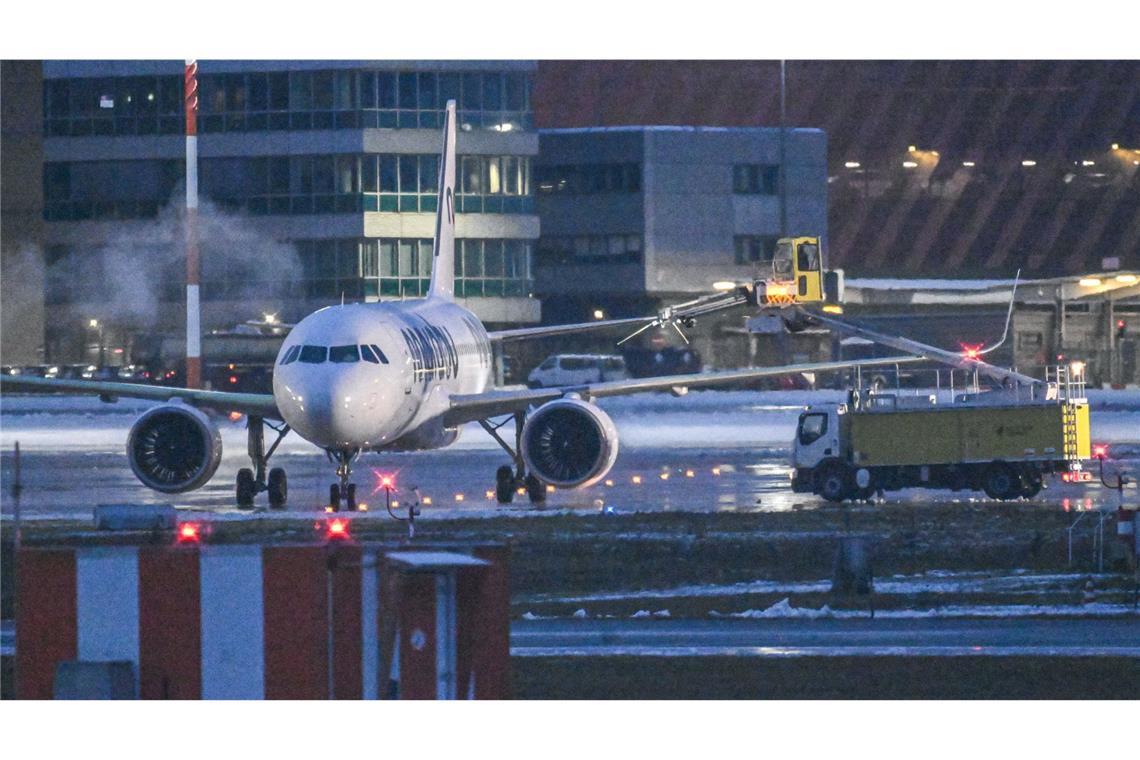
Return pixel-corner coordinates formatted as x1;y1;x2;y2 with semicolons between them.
644;127;827;294
1;60;45;365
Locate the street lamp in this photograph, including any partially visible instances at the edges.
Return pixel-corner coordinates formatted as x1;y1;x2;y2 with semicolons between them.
88;318;105;367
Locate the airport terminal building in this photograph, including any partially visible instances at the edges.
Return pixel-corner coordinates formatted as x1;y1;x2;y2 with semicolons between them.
36;60;540;364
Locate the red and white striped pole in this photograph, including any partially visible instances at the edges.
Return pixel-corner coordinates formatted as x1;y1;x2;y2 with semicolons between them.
184;59;202;389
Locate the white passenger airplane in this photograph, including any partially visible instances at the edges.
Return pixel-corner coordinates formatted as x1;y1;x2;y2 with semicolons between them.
2;101;917;510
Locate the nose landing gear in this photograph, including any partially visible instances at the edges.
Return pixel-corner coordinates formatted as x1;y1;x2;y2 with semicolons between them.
327;449;361;512
482;412;547;506
235;416;291;510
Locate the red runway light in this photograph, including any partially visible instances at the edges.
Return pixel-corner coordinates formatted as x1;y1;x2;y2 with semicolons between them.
326;518;350;540
177;522;201;543
228;375;238;384
1093;444;1108;460
371;469;398;495
960;343;982;360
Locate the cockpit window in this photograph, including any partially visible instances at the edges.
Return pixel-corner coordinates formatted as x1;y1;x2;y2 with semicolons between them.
329;345;360;363
279;345;301;365
361;344;380;363
298;345;327;364
370;344;389;364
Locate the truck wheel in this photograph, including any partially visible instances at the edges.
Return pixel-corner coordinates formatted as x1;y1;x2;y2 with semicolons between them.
982;462;1020;501
816;462;852;503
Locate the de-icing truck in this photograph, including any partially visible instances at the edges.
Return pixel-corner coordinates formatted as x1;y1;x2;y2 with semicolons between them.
790;370;1092;503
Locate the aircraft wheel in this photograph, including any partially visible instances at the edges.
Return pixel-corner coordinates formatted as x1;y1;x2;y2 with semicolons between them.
495;465;515;504
982;462;1020;501
236;468;256;509
346;483;358;511
525;474;546;505
267;467;287;509
329;484;341;512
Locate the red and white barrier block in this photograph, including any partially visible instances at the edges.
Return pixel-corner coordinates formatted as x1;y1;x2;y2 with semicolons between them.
15;543;509;700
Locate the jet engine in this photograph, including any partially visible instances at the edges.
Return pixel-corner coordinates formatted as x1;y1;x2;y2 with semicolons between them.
521;398;619;488
127;403;223;493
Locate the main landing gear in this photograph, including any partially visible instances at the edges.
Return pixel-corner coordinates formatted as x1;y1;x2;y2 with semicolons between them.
236;416;291;510
479;412;547;506
326;448;360;512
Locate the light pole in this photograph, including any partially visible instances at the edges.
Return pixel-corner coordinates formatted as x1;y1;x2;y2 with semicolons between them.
779;60;787;238
89;319;105;367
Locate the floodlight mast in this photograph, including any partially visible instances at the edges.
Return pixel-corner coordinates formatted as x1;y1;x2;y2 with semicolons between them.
184;59;201;389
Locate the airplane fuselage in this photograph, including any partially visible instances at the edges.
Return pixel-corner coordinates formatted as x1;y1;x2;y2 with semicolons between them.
272;297;493;451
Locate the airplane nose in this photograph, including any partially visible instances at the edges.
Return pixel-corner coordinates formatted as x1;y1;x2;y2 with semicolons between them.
298;372;387;448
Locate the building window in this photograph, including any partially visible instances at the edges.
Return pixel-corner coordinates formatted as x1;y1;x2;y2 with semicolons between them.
734;235;779;264
192;153;530;216
43;159;180;221
535;163;641;195
733;164;779;195
537;234;642;265
293;237;532;299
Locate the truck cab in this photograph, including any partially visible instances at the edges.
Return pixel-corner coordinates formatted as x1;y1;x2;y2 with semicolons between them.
750;236;843;308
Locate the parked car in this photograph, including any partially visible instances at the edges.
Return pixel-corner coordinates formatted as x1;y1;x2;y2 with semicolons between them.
622;345;702;378
527;354;629;388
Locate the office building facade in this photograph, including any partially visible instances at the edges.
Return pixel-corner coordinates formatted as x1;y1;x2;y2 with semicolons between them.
40;60;539;364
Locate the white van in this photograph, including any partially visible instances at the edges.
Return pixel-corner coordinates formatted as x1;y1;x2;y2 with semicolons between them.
527;354;629;388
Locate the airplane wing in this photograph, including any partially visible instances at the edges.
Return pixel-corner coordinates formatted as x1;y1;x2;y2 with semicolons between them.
0;375;281;419
798;308;1042;386
443;355;923;426
487;316;663;342
487;289;750;343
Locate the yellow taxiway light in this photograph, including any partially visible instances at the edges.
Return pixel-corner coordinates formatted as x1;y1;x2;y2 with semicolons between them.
907;145;917;153
1078;277;1102;287
822;304;844;314
660;472;670;481
592;309;605;320
604;479;614;487
485;490;495;499
455;493;464;502
632;475;642;485
1115;274;1138;284
711;467;722;476
516;487;526;495
358;504;368;512
685;470;695;478
421;497;432;505
1111;143;1119;150
546;484;556;493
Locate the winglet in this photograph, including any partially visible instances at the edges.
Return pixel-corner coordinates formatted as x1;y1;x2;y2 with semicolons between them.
428;100;457;300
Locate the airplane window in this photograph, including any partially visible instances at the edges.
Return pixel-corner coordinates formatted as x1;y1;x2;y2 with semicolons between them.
360;345;380;363
279;345;301;365
299;345;327;364
329;345;360;363
370;344;390;364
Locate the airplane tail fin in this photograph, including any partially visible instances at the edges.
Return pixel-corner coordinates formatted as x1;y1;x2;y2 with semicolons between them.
428;100;457;300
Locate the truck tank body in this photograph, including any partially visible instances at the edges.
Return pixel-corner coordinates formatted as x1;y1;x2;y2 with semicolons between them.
849;402;1090;468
